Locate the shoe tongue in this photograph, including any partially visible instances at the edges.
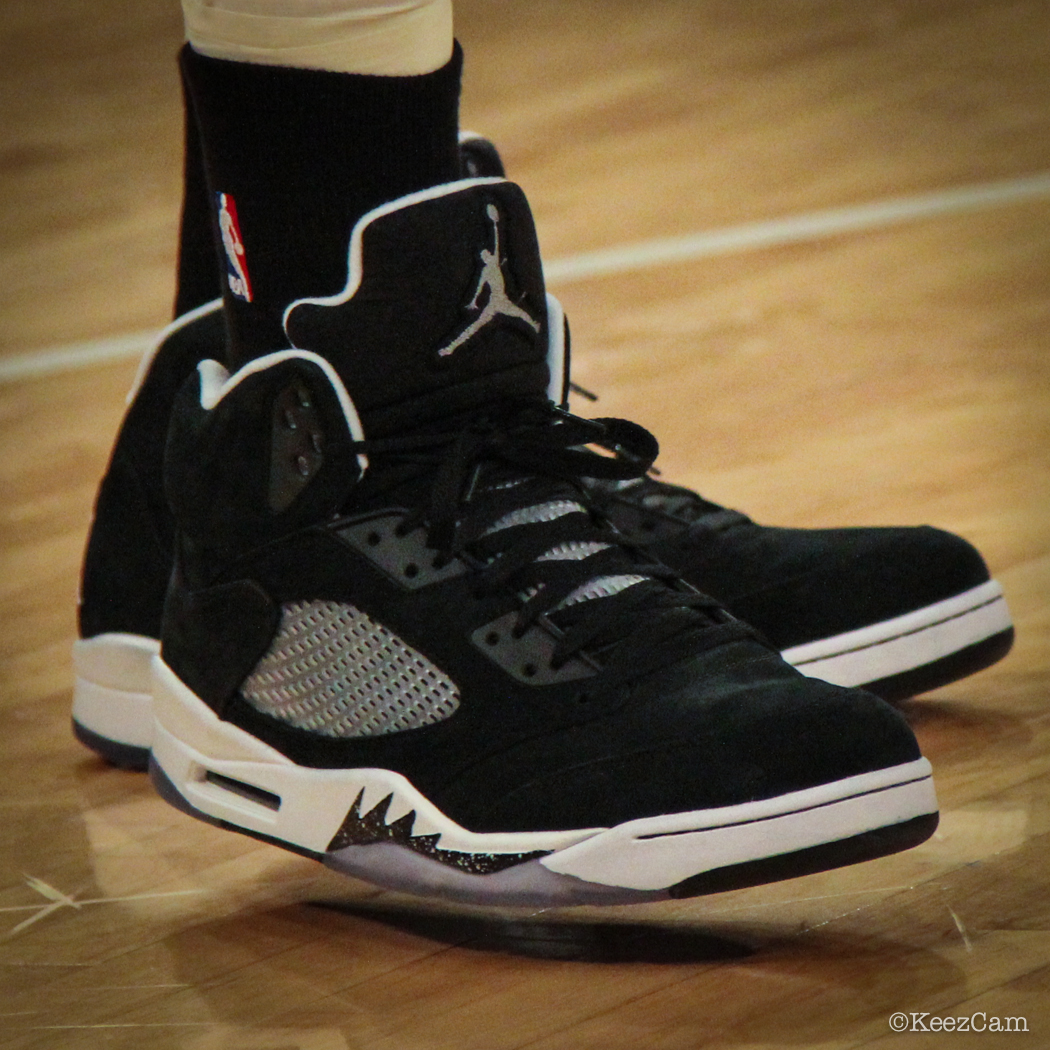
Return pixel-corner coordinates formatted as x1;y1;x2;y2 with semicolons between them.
284;179;550;438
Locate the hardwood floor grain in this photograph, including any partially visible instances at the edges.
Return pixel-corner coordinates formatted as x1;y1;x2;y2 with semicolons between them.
1;2;1047;1047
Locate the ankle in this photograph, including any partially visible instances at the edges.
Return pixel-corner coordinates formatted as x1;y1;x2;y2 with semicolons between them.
180;41;462;363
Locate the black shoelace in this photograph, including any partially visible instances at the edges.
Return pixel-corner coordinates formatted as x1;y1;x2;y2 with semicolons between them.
567;383;750;533
589;475;751;532
345;399;758;681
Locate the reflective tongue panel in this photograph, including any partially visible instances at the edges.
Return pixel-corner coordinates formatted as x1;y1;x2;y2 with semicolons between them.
482;496;649;610
284;179;551;438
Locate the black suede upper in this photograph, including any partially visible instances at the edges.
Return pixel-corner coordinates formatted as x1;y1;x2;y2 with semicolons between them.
79;306;224;639
157;180;922;834
594;484;991;650
162;374;921;833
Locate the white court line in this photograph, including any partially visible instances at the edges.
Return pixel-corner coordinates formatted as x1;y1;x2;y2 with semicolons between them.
0;329;158;384
542;171;1050;282
3;171;1049;386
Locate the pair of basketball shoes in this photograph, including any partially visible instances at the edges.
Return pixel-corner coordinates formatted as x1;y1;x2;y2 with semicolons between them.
71;135;1012;907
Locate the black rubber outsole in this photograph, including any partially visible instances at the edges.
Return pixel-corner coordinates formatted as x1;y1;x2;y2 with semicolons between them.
669;811;938;898
72;718;151;771
861;626;1014;703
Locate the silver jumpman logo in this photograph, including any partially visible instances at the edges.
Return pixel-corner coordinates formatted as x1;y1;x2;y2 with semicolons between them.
437;204;541;357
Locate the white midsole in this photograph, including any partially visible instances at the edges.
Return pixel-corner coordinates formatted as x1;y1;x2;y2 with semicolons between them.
782;580;1011;688
151;656;598;857
151;656;936;891
541;761;935;889
71;633;160;748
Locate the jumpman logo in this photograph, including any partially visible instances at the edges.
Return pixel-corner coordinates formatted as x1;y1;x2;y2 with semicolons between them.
437;203;541;357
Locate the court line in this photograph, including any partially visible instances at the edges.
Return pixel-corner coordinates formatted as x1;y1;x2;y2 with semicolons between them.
0;329;160;384
542;171;1050;282
3;171;1049;385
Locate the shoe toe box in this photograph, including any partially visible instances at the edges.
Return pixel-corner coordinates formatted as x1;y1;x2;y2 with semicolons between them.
689;524;990;651
469;643;921;833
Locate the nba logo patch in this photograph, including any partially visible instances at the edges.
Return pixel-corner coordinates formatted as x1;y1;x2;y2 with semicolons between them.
216;192;253;302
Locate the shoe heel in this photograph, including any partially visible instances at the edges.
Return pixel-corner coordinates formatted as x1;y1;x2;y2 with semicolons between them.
150;655;340;852
71;634;158;768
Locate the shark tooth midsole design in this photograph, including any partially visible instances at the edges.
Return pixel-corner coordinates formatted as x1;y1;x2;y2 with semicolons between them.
781;580;1011;688
151;656;937;904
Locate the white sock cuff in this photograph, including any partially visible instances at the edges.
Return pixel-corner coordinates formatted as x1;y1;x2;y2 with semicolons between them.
182;0;454;76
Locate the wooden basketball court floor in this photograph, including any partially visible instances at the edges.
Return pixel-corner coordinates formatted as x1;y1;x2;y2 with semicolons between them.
2;1;1049;1046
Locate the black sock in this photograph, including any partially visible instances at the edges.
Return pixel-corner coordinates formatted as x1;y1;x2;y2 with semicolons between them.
173;66;223;319
180;42;463;368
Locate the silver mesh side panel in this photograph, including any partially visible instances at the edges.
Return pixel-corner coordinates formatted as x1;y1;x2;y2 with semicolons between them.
241;600;459;737
486;498;650;612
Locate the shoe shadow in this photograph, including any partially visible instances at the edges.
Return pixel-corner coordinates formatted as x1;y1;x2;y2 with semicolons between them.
896;692;1034;765
154;900;966;1048
310;899;754;963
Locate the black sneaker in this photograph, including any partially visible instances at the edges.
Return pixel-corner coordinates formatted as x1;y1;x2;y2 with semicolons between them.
582;475;1012;703
147;178;936;906
71;139;1009;770
464;134;1014;703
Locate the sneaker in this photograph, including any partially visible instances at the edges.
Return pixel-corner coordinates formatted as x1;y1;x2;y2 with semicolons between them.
147;178;936;906
72;300;1013;772
582;475;1013;703
71;138;1011;769
464;136;1014;703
